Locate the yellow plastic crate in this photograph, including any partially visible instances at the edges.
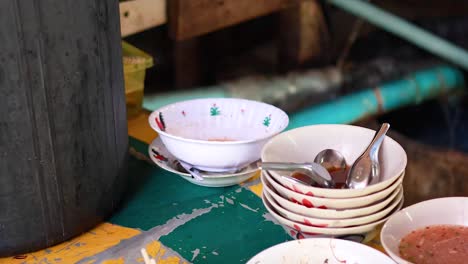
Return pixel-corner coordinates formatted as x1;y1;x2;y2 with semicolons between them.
122;41;154;118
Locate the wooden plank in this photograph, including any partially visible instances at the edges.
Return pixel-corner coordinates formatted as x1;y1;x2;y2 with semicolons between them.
168;0;301;40
173;38;203;89
120;0;166;37
278;0;329;71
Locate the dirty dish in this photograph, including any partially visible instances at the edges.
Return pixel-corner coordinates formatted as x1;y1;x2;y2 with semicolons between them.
264;170;404;209
262;172;403;219
149;137;258;187
148;98;288;172
247;238;396;264
261;124;406;198
261;191;403;238
264;188;403;228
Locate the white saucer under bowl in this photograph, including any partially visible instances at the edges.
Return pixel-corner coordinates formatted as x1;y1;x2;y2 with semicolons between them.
148;137;259;187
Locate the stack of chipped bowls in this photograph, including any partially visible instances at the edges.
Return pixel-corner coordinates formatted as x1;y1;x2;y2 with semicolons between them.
260;124;407;242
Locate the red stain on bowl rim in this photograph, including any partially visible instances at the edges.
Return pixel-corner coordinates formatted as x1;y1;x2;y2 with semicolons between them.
291;197;300;204
304;219;328;228
302;199;314;208
303;231;320;236
155;113;166;131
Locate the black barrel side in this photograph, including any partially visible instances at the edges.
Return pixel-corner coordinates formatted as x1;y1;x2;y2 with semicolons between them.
0;0;128;256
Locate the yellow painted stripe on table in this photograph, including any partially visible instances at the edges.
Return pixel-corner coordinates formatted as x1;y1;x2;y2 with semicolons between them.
140;241;186;264
128;111;157;144
244;173;263;197
96;240;185;264
0;223;140;264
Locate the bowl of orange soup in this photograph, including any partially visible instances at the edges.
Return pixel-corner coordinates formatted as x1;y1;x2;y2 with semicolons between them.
380;197;468;264
148;98;288;172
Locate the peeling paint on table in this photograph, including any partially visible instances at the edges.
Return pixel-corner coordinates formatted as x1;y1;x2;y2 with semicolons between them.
0;223;140;264
0;111;388;263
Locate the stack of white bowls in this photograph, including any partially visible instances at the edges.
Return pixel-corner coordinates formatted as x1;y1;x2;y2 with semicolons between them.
260;124;407;242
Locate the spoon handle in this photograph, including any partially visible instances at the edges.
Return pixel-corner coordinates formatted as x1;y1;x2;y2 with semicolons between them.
257;162;335;188
179;160;204;181
365;123;390;157
258;162;329;178
258;162;308;171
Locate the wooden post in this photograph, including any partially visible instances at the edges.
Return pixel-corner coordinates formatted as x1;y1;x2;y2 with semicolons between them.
278;0;330;72
119;0;167;37
168;0;301;41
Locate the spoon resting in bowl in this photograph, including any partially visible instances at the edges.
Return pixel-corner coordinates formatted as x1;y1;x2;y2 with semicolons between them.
346;123;390;189
258;162;335;188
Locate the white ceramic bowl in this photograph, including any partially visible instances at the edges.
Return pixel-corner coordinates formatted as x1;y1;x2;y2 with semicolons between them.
262;191;403;237
264;188;403;228
380;197;468;264
262;173;403;219
261;124;407;198
149;98;288;172
265;170;404;209
247;238;397;264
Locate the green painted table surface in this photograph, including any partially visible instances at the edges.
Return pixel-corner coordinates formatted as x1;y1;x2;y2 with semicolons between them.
110;137;293;263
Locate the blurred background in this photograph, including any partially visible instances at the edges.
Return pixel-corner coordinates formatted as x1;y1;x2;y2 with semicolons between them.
121;0;468;204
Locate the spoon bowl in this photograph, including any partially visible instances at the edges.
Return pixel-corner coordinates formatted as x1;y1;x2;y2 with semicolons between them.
314;149;347;171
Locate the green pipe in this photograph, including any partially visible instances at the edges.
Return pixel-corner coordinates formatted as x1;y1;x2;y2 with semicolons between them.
287;65;465;129
143;67;342;111
327;0;468;71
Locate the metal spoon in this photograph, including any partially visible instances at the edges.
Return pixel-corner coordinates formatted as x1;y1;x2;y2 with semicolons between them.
179;160;204;181
314;149;347;172
346;123;390;189
258;162;335;188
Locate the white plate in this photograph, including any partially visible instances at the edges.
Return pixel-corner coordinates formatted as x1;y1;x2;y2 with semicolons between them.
247;238;396;264
148;137;259;187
